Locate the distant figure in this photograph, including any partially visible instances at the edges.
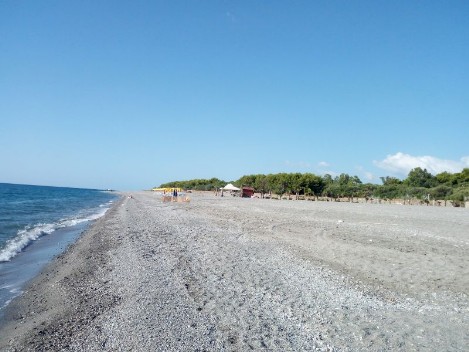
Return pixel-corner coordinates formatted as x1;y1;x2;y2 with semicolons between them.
173;189;177;197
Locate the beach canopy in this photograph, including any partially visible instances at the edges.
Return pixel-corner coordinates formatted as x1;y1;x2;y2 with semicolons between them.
222;183;240;191
152;187;182;193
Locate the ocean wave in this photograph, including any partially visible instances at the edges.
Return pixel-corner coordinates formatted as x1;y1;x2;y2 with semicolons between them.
0;205;111;262
99;200;114;208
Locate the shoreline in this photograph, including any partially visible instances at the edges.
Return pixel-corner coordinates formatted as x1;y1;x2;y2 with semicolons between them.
0;185;119;314
0;195;126;349
0;221;89;315
1;192;467;350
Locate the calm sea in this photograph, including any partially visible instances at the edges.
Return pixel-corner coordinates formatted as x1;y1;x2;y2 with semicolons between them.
0;183;118;312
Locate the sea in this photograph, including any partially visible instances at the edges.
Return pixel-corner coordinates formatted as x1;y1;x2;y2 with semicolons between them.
0;183;118;314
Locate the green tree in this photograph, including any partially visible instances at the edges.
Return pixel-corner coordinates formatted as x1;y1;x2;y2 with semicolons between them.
287;173;303;198
373;184;403;200
236;174;257;187
380;176;402;185
435;171;453;185
323;183;341;200
453;168;469;185
430;185;452;200
266;173;288;198
405;167;437;188
359;183;378;200
300;173;324;198
254;174;269;198
322;174;333;186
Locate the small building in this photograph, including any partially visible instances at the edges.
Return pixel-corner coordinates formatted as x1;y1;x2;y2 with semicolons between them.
242;186;255;198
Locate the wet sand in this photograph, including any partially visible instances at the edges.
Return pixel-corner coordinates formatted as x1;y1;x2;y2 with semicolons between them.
1;191;468;351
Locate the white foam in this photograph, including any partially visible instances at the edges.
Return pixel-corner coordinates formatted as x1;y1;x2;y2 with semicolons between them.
0;223;56;262
0;204;112;262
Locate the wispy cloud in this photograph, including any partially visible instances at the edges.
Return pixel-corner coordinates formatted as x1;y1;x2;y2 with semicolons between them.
322;170;338;177
374;152;469;175
315;161;340;178
285;160;311;169
355;166;375;181
226;11;237;23
363;171;375;181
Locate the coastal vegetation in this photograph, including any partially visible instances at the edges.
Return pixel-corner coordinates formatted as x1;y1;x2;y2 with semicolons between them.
159;178;226;192
158;167;469;205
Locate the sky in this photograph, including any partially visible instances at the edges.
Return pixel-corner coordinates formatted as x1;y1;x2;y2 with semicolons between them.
1;1;468;190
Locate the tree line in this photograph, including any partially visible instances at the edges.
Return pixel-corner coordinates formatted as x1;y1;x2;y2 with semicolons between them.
158;167;469;205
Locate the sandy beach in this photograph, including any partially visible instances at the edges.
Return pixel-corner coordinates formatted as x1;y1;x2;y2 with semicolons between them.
0;191;467;351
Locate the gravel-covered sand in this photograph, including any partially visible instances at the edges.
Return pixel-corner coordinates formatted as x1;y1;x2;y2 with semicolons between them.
1;191;468;351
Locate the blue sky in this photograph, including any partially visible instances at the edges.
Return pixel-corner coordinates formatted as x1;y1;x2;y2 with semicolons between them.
1;1;468;190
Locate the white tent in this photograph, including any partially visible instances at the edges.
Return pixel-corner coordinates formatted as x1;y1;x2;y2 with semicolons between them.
222;183;240;191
